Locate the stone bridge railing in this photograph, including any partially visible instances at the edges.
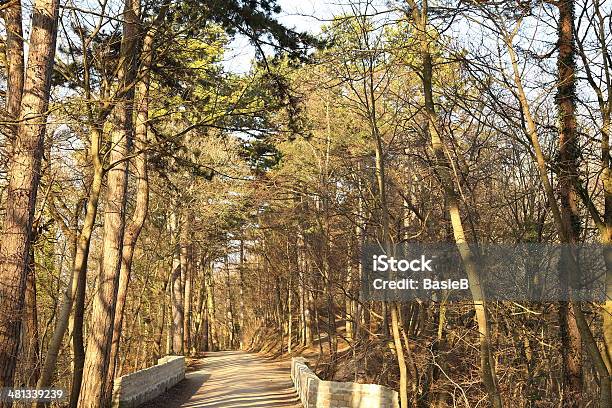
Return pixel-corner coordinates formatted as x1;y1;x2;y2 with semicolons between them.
111;355;185;408
291;357;399;408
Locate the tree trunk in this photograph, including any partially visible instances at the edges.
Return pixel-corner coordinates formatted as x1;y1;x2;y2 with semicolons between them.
21;246;41;387
390;303;409;408
202;304;210;352
305;282;314;347
363;32;408;404
153;275;169;361
206;265;217;351
593;0;612;374
287;276;293;354
105;6;162;393
276;278;283;353
64;26;108;397
571;0;612;376
238;240;246;349
180;212;192;354
3;0;24;137
299;231;313;347
166;268;173;354
555;3;583;404
345;240;354;342
69;254;100;408
183;245;193;354
40;127;103;399
0;0;60;394
506;10;611;406
77;1;138;405
171;247;184;354
226;256;236;349
193;257;209;353
602;111;612;378
407;2;503;406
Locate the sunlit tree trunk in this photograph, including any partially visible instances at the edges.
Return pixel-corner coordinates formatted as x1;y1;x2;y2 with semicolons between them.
225;254;237;349
183;247;193;354
373;102;408;408
194;255;209;353
2;0;24;138
206;264;218;351
105;3;167;396
345;248;354;342
275;277;283;352
202;304;210;352
238;239;246;348
287;273;293;354
298;229;313;347
171;244;184;354
21;246;40;387
353;168;365;378
406;2;502;406
181;212;193;354
0;0;60;395
166;269;173;355
77;0;138;405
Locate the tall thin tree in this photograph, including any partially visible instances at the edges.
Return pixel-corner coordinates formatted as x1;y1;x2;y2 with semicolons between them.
0;0;60;395
77;0;139;406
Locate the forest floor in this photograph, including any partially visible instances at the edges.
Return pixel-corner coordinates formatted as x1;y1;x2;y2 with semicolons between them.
139;350;301;407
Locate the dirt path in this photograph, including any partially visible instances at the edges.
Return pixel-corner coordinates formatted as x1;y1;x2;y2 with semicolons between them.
139;351;302;407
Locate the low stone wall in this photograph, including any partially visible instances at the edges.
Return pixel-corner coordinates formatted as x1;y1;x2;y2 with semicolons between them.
291;357;400;408
111;355;185;408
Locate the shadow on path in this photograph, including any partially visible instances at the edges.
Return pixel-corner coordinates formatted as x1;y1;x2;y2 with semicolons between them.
139;351;301;407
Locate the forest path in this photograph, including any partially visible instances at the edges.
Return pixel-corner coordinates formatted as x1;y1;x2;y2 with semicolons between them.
139;350;302;407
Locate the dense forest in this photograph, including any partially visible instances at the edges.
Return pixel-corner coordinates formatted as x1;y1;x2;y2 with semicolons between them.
0;0;611;407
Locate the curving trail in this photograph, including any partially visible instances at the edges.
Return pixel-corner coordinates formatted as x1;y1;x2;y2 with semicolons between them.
139;351;302;407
